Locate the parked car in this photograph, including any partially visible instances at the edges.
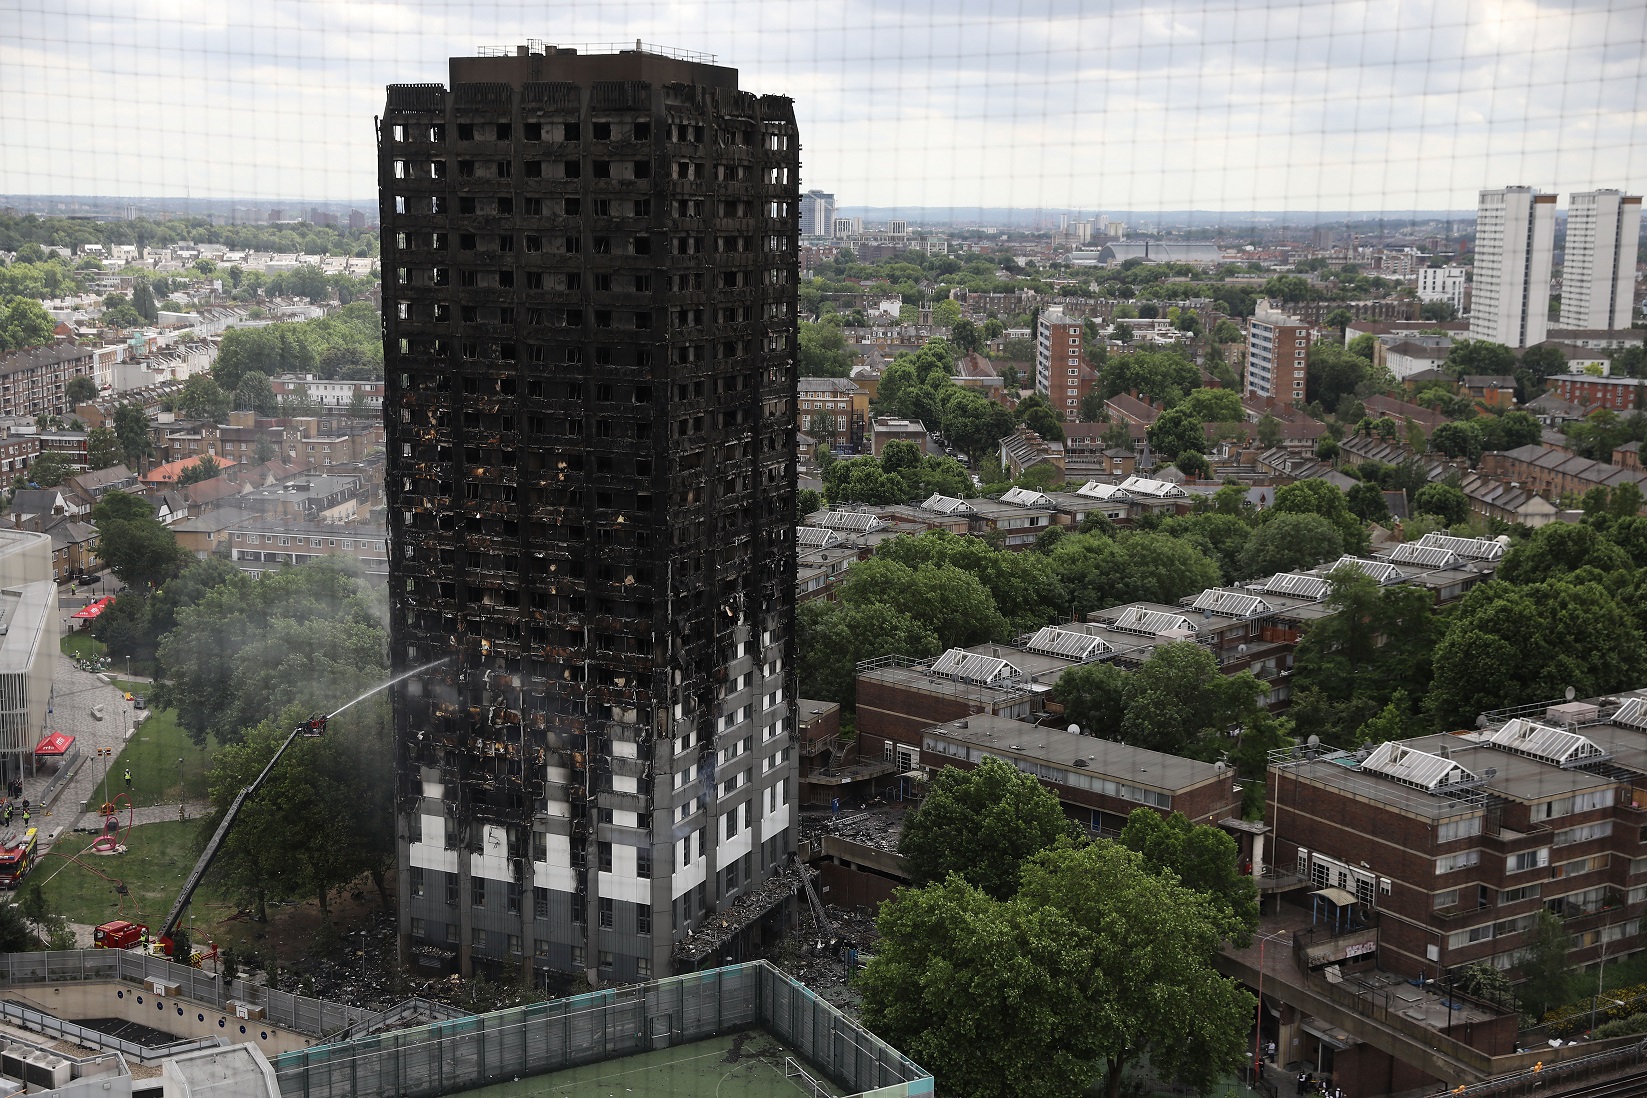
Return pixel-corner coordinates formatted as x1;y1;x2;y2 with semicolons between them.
132;696;147;710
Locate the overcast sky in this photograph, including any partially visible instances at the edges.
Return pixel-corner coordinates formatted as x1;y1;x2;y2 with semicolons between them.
2;0;1643;215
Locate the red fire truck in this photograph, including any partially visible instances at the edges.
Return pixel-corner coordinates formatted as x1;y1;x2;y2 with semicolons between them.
93;920;146;950
0;828;38;888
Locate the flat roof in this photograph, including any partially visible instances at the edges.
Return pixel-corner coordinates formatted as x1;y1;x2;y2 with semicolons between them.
1405;734;1614;801
0;582;53;675
924;713;1226;794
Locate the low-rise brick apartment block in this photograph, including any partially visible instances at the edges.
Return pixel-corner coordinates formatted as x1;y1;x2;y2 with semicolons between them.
1268;691;1647;979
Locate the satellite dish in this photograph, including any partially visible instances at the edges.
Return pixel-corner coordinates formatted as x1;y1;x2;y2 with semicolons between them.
1067;723;1080;735
1565;686;1576;702
1238;644;1248;656
1307;735;1321;747
1475;714;1490;729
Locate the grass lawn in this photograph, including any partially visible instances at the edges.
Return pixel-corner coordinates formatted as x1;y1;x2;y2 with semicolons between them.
36;819;226;930
60;634;107;662
83;704;216;812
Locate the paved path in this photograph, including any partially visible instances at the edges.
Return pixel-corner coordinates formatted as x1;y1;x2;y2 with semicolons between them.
27;663;151;845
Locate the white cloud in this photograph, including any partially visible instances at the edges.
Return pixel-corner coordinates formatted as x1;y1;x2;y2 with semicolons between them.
0;0;1641;210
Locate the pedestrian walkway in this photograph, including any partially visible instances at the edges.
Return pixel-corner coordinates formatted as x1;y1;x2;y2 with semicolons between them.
29;663;149;846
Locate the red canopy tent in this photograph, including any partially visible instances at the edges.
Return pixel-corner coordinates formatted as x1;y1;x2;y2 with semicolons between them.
71;597;113;621
34;732;75;756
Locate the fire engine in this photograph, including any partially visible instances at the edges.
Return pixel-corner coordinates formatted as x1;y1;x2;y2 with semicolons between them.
93;920;146;950
0;828;38;888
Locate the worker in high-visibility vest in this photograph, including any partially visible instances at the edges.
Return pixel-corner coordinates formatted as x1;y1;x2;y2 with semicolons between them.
124;768;132;790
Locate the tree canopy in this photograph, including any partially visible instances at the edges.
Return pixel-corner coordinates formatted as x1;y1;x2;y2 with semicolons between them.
155;558;388;746
859;843;1254;1098
91;491;188;590
1118;808;1260;946
899;757;1077;899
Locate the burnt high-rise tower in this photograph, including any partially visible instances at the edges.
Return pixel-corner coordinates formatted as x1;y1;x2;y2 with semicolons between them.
380;44;800;984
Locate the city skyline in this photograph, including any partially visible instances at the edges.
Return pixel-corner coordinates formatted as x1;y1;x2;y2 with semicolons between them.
3;0;1644;212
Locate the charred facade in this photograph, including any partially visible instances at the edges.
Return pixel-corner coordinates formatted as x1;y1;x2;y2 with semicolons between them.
379;45;800;984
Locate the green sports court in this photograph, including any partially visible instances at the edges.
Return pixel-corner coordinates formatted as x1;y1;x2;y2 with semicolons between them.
445;1031;844;1098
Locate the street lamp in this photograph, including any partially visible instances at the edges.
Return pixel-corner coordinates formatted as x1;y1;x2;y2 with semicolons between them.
1251;929;1292;1090
177;757;185;821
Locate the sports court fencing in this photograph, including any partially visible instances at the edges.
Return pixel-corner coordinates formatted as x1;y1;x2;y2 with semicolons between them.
271;960;931;1097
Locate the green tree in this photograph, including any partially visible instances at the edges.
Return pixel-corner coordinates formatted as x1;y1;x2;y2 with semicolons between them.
16;881;50;940
1304;342;1370;410
1049;532;1222;617
1426;578;1647;728
1445;339;1517;380
1517;910;1576;1018
950;317;981;353
25;451;71;487
1517;343;1567;386
1453;962;1520;1013
1430;421;1484;464
175;374;232;423
1049;662;1130;736
900;756;1077;899
838;557;1007;649
0;901;33;952
1495;410;1543;449
1289;570;1437;747
1179;387;1243;423
65;375;98;405
235;370;278;416
89;589;157;665
859;844;1253;1098
1102;349;1198;404
154;558;387;745
1419;300;1458;322
795;600;939;707
1022;844;1252;1098
1345;481;1391;524
1256;413;1284;449
1118;641;1265;757
1322;307;1354;334
1146;405;1206;459
1238;512;1344;579
1175;450;1211;479
1159;511;1253;583
1014;393;1065;442
940;389;1015;461
1118;808;1259;946
1078;390;1106;422
876;531;1064;635
857;876;1107;1098
92;490;189;589
797;320;855;377
204;701;395;920
83;426;122;471
1412;483;1470;526
1273;477;1366;552
113;402;154;469
131;278;158;323
176;454;222;486
1;298;58;351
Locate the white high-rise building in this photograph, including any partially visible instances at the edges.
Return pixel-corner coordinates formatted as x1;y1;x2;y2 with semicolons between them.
1469;186;1556;348
1417;266;1468;316
1560;190;1641;330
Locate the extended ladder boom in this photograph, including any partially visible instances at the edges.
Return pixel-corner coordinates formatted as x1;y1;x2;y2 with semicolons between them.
156;722;307;949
